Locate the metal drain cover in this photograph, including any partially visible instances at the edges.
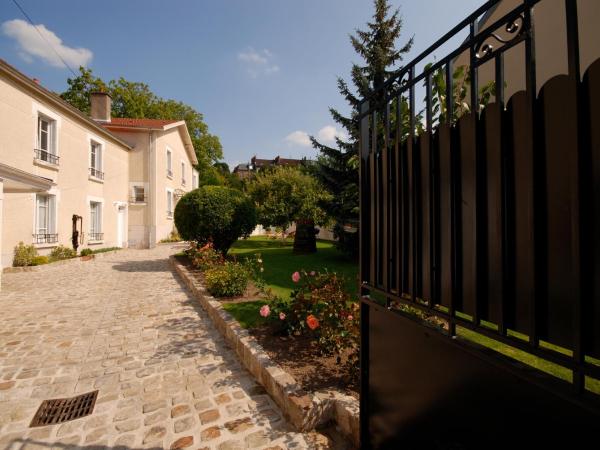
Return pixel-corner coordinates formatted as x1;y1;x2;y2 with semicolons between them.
30;390;98;427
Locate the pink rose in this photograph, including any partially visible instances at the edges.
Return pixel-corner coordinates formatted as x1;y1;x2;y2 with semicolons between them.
292;271;300;283
347;315;353;321
279;312;286;320
259;305;271;317
310;271;316;276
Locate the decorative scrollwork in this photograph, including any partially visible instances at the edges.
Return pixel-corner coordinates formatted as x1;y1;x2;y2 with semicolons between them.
475;14;525;59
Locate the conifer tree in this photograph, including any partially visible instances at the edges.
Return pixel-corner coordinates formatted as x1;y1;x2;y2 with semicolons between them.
311;0;413;256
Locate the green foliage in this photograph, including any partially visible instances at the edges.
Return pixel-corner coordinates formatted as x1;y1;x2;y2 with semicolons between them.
174;186;257;253
79;248;93;257
60;67;222;172
188;243;224;271
30;255;49;266
247;166;332;231
311;0;413;257
260;270;360;383
49;245;76;261
159;229;182;243
12;242;37;267
198;163;244;191
92;247;121;254
204;261;251;297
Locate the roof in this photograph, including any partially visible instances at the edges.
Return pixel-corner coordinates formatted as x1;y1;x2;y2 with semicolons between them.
103;118;180;129
233;164;250;172
0;59;132;151
102;118;199;166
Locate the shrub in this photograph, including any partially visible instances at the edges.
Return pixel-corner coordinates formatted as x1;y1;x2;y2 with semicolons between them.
261;270;360;382
189;243;224;271
204;261;251;297
92;247;120;254
174;186;257;253
12;242;37;267
31;255;50;266
49;245;76;261
80;248;93;257
159;229;182;243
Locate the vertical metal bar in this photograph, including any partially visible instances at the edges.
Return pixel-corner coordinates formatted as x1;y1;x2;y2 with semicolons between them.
469;20;479;115
446;61;454;125
524;1;540;348
426;73;435;307
408;67;416;300
383;101;390;296
565;0;584;395
370;110;377;288
358;101;371;448
359;101;371;292
496;52;510;336
396;94;403;296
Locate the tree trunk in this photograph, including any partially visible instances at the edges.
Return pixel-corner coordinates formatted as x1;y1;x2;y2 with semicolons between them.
293;219;317;253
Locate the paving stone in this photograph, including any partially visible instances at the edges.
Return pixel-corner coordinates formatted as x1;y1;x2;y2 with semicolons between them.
218;440;244;450
246;431;271;448
143;425;166;443
171;404;191;418
224;417;254;434
0;246;315;449
174;415;195;433
199;408;220;424
200;425;221;441
170;435;194;449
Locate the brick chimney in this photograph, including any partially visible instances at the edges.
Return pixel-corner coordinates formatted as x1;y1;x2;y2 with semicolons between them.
89;91;111;122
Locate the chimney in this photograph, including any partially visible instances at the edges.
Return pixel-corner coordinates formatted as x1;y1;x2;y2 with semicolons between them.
32;78;40;84
90;91;112;122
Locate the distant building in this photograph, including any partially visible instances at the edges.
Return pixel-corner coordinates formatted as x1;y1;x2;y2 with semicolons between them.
233;155;309;179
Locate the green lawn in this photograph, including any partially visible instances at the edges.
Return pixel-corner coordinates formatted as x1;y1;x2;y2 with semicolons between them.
229;236;358;299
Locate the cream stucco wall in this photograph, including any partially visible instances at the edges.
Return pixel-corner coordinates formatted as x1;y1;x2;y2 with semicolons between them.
0;74;130;267
155;127;196;242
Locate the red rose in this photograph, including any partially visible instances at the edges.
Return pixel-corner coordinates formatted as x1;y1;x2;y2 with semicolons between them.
306;314;319;330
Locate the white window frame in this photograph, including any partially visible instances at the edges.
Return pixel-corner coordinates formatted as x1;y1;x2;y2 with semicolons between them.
166;188;174;218
87;196;104;242
181;161;186;186
166;147;173;178
192;171;198;189
87;134;105;182
35;193;57;235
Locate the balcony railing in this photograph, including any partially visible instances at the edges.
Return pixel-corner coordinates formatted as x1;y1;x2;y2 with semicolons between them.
88;232;104;241
182;178;186;186
33;233;58;244
167;169;173;178
34;148;59;165
89;167;104;180
130;194;148;203
167;210;173;218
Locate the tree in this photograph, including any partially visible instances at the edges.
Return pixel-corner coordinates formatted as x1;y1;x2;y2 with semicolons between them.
174;186;256;254
60;67;222;173
246;166;331;253
310;0;413;257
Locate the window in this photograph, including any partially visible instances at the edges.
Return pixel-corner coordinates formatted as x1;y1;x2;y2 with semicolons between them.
89;201;103;240
35;115;59;164
34;194;57;244
192;172;198;189
132;186;146;203
167;149;173;177
89;141;104;180
181;162;186;185
167;190;173;217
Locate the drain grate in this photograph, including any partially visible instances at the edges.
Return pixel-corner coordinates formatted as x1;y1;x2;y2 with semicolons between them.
30;390;98;427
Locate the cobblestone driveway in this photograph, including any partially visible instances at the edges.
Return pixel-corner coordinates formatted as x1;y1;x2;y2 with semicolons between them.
0;244;319;450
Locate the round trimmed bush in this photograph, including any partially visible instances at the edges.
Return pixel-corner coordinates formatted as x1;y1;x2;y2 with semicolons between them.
174;186;257;253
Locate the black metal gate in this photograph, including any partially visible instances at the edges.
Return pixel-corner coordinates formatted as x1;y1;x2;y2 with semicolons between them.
358;0;600;448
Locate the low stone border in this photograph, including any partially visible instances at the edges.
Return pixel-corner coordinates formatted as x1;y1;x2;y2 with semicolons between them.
3;249;122;273
169;256;360;447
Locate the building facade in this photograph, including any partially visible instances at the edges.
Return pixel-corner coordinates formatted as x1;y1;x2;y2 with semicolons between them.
0;59;198;271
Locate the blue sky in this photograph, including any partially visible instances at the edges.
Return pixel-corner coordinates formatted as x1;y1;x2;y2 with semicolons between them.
0;0;484;168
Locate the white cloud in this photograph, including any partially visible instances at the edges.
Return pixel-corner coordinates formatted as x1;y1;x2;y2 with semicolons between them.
2;19;93;68
284;130;311;147
317;125;348;143
237;47;279;78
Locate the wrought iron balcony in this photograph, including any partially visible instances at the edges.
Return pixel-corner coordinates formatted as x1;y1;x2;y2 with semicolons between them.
88;232;104;241
89;167;104;180
167;210;173;218
33;233;58;244
34;148;59;165
167;169;173;178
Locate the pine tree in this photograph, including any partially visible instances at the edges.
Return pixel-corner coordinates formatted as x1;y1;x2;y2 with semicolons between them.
311;0;413;257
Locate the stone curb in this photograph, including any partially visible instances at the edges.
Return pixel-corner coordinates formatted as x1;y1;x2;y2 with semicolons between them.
3;249;122;273
169;255;360;447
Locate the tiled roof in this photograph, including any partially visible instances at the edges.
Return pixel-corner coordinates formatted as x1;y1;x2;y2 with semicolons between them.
103;118;180;129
